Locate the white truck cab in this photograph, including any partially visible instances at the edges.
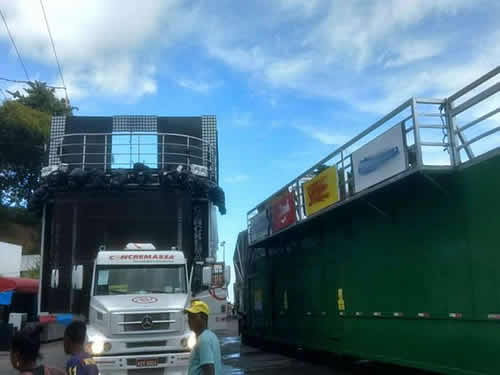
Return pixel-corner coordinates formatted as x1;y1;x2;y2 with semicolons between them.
86;244;195;375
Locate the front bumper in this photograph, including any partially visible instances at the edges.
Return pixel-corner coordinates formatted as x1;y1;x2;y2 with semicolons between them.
94;351;191;375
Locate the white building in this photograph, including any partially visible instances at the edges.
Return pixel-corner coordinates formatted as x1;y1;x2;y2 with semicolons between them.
0;241;22;277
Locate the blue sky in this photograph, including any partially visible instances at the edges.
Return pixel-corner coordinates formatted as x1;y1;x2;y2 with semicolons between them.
1;1;500;300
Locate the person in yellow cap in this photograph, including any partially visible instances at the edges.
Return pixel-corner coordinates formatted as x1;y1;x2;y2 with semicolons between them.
184;300;222;375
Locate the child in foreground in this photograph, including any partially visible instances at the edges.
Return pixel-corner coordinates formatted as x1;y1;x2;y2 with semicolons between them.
10;325;64;375
64;321;98;375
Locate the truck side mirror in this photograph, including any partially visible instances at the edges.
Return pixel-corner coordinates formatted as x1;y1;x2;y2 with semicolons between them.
202;266;212;286
50;269;59;288
72;265;83;290
224;266;231;287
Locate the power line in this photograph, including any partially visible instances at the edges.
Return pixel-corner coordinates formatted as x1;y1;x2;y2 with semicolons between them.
39;0;69;105
0;8;30;81
0;77;66;90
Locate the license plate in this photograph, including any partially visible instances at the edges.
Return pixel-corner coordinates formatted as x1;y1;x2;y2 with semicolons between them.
136;359;159;368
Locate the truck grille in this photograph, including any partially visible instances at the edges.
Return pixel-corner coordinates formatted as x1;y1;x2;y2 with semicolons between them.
115;312;176;333
126;341;167;348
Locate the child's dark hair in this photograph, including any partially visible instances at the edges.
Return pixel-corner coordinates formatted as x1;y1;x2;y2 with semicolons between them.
64;321;86;345
10;325;44;363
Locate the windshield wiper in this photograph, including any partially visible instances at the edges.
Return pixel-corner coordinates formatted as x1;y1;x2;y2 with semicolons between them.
109;290;127;295
146;289;186;294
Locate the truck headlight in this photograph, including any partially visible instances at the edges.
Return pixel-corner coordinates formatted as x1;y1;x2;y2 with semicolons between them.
182;332;197;350
91;339;104;355
87;337;111;355
187;333;196;350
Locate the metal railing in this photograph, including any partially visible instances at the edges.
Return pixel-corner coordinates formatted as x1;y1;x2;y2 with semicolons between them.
446;65;500;164
53;132;217;181
248;66;500;244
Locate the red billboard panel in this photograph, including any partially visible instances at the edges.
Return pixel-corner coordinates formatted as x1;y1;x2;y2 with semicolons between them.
272;191;296;232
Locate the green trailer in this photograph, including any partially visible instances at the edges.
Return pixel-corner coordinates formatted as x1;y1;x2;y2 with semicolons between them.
238;66;500;375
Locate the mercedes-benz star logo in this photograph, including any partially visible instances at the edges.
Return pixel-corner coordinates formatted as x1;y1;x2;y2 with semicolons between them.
141;315;154;330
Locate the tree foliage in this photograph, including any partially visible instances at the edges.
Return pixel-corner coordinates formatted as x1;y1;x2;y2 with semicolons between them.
0;81;76;207
0;101;50;206
7;81;75;116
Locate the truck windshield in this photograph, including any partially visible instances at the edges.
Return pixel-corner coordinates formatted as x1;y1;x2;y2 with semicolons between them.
94;265;187;295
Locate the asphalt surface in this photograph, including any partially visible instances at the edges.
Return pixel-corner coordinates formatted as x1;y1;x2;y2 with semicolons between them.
0;320;434;374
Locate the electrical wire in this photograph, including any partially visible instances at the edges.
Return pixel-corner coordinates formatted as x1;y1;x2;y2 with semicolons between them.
39;0;69;104
0;8;30;81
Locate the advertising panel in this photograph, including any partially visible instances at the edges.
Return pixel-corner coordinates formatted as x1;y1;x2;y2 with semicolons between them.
271;191;296;232
248;209;270;244
351;124;406;193
303;167;340;216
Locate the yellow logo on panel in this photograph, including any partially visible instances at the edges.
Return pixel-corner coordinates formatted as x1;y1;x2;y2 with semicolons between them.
303;167;340;216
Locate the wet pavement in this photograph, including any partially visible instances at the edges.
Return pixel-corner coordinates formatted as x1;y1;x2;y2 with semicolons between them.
217;321;358;375
218;327;345;374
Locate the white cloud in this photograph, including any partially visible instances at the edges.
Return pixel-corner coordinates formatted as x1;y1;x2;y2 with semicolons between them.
182;1;494;123
0;1;189;100
1;0;497;115
384;40;445;68
224;174;249;184
198;0;495;115
294;125;350;145
304;0;474;68
277;0;320;16
353;51;500;114
208;45;269;74
265;57;312;87
58;62;157;101
176;78;220;93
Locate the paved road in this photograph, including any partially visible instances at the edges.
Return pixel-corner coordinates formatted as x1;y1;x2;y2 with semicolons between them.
0;337;343;375
0;340;67;375
0;319;338;374
0;321;433;374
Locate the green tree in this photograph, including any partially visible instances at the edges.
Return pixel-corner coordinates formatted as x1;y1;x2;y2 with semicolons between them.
7;80;75;116
0;81;75;207
0;101;50;206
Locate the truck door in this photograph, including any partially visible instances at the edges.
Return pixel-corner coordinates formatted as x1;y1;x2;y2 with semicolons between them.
325;259;343;348
271;256;290;343
302;261;323;349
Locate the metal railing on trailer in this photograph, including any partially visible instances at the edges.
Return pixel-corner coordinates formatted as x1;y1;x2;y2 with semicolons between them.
52;132;217;182
248;65;500;245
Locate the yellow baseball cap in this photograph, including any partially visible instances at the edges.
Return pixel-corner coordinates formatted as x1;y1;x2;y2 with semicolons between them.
184;300;210;316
